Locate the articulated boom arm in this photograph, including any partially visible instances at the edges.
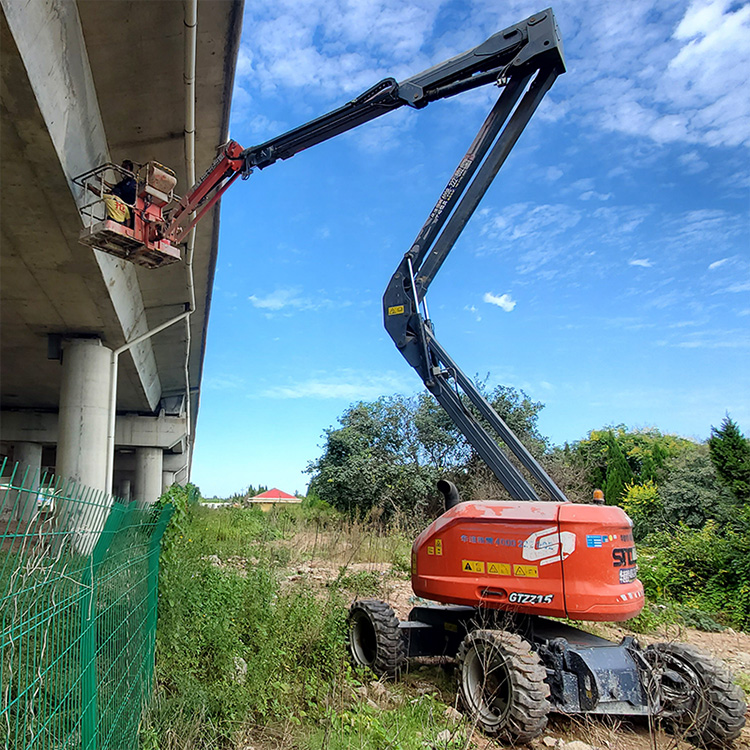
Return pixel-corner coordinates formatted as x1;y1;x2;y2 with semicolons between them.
165;9;569;502
383;9;568;502
165;9;564;247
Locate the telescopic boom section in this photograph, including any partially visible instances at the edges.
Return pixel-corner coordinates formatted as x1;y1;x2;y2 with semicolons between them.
382;9;569;502
165;8;565;246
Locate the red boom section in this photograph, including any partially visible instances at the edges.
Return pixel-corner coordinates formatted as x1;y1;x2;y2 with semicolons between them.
412;501;643;622
164;140;246;245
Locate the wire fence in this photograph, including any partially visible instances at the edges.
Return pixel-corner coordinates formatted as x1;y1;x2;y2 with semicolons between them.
0;458;173;750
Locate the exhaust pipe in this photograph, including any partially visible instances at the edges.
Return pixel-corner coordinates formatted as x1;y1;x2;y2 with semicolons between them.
437;479;461;512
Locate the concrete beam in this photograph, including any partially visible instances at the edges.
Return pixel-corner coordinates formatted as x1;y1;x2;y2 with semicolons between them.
1;0;161;410
1;410;187;450
116;415;187;451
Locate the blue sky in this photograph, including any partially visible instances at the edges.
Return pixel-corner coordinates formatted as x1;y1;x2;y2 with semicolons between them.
191;0;749;498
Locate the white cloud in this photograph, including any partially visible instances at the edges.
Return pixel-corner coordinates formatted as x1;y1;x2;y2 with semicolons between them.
629;258;653;268
476;202;652;282
674;329;750;349
206;374;247;391
237;0;447;102
679;151;709;174
464;304;482;321
709;258;729;270
508;0;750;149
248;288;303;310
232;0;750;151
248;287;337;312
580;190;612;201
261;370;412;399
483;292;516;312
666;209;745;250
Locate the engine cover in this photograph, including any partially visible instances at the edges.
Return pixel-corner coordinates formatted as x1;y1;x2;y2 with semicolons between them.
412;501;644;622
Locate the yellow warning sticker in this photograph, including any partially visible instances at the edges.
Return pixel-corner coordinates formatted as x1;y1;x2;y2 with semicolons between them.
434;539;443;556
462;560;485;574
487;562;511;576
427;546;434;555
444;622;458;633
388;305;405;316
513;564;539;578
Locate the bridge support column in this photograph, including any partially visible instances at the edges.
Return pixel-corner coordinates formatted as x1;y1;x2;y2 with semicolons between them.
162;471;176;493
13;441;42;522
57;338;110;492
118;477;132;503
134;447;162;508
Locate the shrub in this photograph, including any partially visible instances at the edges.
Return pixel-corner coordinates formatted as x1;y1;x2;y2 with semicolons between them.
621;479;661;540
638;520;750;629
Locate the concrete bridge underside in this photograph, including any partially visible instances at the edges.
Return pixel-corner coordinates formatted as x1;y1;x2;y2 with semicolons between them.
0;0;242;505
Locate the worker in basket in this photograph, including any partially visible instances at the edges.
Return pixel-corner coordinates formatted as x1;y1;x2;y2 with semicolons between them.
87;159;136;226
103;159;136;226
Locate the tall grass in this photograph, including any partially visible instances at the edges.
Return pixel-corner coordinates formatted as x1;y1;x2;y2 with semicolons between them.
141;503;460;749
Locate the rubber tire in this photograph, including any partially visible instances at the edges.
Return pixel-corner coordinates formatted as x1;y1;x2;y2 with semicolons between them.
457;629;550;744
645;642;746;748
348;599;405;678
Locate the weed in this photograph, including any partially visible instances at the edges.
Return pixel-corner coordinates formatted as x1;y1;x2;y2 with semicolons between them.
623;603;681;634
676;606;724;632
145;495;471;748
735;671;750;699
336;568;383;597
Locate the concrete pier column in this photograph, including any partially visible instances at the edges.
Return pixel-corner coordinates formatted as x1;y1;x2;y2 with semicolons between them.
162;471;176;494
13;441;42;522
119;478;132;503
57;338;111;491
134;447;163;508
54;339;112;555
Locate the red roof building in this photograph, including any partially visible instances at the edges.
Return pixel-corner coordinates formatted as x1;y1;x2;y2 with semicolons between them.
246;488;302;508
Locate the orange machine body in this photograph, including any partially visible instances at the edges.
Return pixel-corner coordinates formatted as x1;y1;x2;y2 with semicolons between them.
412;501;643;621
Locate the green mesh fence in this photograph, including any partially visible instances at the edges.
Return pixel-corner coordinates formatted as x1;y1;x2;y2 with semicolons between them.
0;458;173;750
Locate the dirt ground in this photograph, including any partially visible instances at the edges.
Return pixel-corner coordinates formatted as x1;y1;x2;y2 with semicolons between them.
279;554;750;750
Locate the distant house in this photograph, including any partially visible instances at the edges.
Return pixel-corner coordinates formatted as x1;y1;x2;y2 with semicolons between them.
245;488;302;511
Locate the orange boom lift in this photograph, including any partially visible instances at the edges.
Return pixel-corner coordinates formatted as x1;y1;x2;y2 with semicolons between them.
74;8;745;746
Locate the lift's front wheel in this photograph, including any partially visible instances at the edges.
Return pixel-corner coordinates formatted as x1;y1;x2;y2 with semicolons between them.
457;629;550;743
645;642;746;748
347;599;405;678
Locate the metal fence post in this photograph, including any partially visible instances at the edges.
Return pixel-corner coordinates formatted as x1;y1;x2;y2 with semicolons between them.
80;502;125;750
144;504;173;694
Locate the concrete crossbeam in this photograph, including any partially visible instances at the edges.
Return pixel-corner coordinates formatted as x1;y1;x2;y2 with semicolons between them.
1;411;187;450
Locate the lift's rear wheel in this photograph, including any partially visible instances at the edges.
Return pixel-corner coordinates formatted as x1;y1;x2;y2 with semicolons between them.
457;629;550;743
645;642;746;748
347;599;405;678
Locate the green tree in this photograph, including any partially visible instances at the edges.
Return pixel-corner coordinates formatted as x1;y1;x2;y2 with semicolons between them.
570;426;698;503
306;396;441;518
603;431;633;505
659;446;739;529
306;385;551;517
483;384;548;457
709;416;750;502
